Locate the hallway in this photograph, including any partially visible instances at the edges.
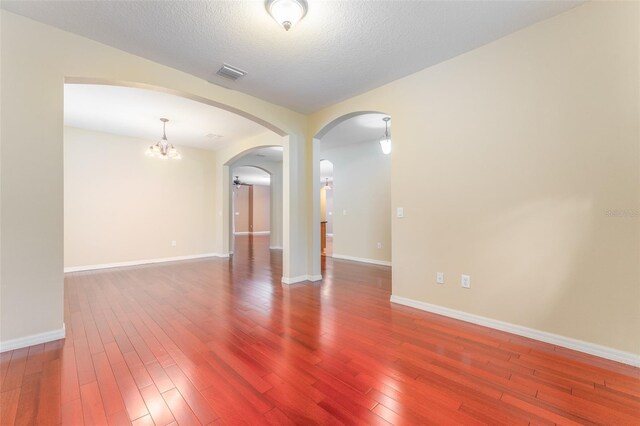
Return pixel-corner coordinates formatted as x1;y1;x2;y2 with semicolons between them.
1;236;637;425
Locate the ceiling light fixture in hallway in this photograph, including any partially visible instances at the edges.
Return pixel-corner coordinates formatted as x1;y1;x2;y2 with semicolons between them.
380;117;392;155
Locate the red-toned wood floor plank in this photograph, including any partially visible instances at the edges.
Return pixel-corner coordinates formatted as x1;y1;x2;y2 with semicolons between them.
139;383;176;426
263;407;296;426
0;388;21;425
79;381;109;425
163;364;219;425
107;409;131;426
61;398;84;425
92;351;127;416
110;361;149;421
2;348;29;391
36;357;62;425
162;387;202;426
146;361;175;394
123;350;154;390
131;413;154;426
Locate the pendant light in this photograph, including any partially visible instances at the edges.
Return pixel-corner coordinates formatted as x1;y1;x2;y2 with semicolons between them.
146;118;181;160
380;117;392;155
265;0;308;31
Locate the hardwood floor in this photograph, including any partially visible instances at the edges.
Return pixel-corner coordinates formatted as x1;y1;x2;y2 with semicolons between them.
1;235;639;425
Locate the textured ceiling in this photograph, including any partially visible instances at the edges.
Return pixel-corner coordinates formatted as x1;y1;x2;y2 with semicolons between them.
64;84;268;150
2;1;581;113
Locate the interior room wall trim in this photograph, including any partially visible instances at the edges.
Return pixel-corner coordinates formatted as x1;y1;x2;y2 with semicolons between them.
390;295;640;367
281;274;323;285
63;253;224;273
233;231;271;235
0;325;66;353
332;253;392;267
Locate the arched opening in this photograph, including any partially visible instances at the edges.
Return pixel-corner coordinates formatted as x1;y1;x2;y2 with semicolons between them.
62;80;294;281
225;147;284;260
312;111;392;281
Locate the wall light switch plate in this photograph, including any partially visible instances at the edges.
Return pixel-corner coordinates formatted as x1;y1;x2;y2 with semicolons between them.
461;274;471;289
343;209;347;216
171;240;177;247
436;272;444;284
397;207;404;218
377;242;382;249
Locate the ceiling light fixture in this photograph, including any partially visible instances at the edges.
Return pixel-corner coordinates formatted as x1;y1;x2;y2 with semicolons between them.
265;0;308;31
324;178;332;191
380;117;392;155
146;118;181;160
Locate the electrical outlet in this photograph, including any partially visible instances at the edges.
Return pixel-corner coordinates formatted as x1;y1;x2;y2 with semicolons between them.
461;274;471;289
436;272;444;284
377;242;382;249
171;240;177;247
343;209;347;216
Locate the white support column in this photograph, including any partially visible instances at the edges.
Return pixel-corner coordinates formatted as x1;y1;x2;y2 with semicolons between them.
310;138;322;280
281;134;317;284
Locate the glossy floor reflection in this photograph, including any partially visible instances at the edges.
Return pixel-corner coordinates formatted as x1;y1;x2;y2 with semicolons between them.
1;235;638;425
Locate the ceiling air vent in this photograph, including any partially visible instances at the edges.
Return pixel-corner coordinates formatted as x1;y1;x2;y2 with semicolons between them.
216;64;247;81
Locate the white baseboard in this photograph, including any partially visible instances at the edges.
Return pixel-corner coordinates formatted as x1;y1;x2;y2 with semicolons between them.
332;253;391;267
0;324;66;353
234;231;270;235
64;253;224;273
390;295;640;367
282;274;323;285
269;246;283;250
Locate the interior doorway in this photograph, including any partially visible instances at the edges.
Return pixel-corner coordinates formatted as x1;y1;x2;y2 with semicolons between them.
231;166;271;237
320;159;334;257
313;112;392;273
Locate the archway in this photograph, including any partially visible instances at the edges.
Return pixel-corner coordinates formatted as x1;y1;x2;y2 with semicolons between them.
62;79;307;284
311;111;392;277
226;148;284;256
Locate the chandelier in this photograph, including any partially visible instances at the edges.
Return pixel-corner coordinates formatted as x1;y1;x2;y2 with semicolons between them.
380;117;392;155
146;118;181;160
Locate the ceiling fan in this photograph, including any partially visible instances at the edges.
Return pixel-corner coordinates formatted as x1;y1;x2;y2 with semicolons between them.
233;176;251;189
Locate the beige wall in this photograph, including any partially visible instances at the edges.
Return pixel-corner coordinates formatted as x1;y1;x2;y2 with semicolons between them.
321;141;391;263
252;185;271;233
233;185;271;234
64;127;216;268
0;10;309;346
310;2;640;355
233;185;251;233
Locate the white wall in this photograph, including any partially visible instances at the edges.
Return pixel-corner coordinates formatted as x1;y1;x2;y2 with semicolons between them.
321;140;391;263
311;2;640;357
64;127;217;269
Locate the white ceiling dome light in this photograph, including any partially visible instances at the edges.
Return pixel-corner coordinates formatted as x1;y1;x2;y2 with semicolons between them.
265;0;308;31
